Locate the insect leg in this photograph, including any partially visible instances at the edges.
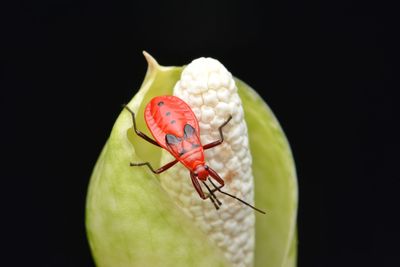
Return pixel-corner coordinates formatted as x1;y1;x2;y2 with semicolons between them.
202;181;222;206
209;184;224;194
206;167;225;186
130;159;178;174
206;192;220;210
190;173;220;209
190;172;207;199
208;179;266;214
203;115;232;150
124;105;161;147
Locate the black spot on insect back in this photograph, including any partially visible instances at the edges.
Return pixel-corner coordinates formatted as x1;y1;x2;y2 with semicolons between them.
157;101;164;106
171;120;176;124
166;111;171;116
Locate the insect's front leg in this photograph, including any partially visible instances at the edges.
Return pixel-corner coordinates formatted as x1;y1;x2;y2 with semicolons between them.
202;181;222;207
190;172;207;199
130;159;178;174
203;115;232;150
190;172;220;210
206;166;225;186
209;184;224;194
124;105;161;148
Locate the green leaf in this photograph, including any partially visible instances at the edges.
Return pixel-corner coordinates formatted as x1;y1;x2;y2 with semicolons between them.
237;79;298;267
86;53;298;267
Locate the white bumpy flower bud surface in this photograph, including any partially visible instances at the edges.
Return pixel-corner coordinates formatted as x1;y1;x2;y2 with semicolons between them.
160;58;255;267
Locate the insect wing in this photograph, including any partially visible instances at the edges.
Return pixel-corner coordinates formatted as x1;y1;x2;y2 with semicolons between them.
164;124;202;158
183;124;201;150
165;134;184;158
144;95;200;150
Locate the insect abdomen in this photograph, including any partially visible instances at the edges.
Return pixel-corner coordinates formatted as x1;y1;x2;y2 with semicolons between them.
145;96;200;148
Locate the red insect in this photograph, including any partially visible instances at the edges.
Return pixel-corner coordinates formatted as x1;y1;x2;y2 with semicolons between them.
125;95;265;213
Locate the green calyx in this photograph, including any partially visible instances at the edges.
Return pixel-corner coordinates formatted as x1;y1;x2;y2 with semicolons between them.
86;52;298;267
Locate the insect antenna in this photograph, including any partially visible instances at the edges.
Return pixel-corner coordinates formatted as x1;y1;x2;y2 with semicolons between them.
202;181;222;209
208;179;266;214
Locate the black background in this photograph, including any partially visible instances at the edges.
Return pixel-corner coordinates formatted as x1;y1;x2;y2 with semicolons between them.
2;0;398;266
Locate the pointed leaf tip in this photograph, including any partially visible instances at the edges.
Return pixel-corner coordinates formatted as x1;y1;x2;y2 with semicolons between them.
142;51;160;71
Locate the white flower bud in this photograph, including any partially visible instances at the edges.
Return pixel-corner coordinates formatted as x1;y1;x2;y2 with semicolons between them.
160;57;255;267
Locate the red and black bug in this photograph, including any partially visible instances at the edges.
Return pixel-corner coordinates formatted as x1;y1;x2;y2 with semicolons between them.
126;95;265;214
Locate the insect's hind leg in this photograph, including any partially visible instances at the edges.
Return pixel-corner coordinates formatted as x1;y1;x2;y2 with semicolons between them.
203;115;232;150
130;159;178;174
124;105;161;148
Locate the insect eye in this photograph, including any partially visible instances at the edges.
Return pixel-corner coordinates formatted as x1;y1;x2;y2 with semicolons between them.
193;171;198;176
204;165;209;170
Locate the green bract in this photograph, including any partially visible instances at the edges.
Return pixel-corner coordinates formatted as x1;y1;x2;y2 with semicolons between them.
86;53;298;267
